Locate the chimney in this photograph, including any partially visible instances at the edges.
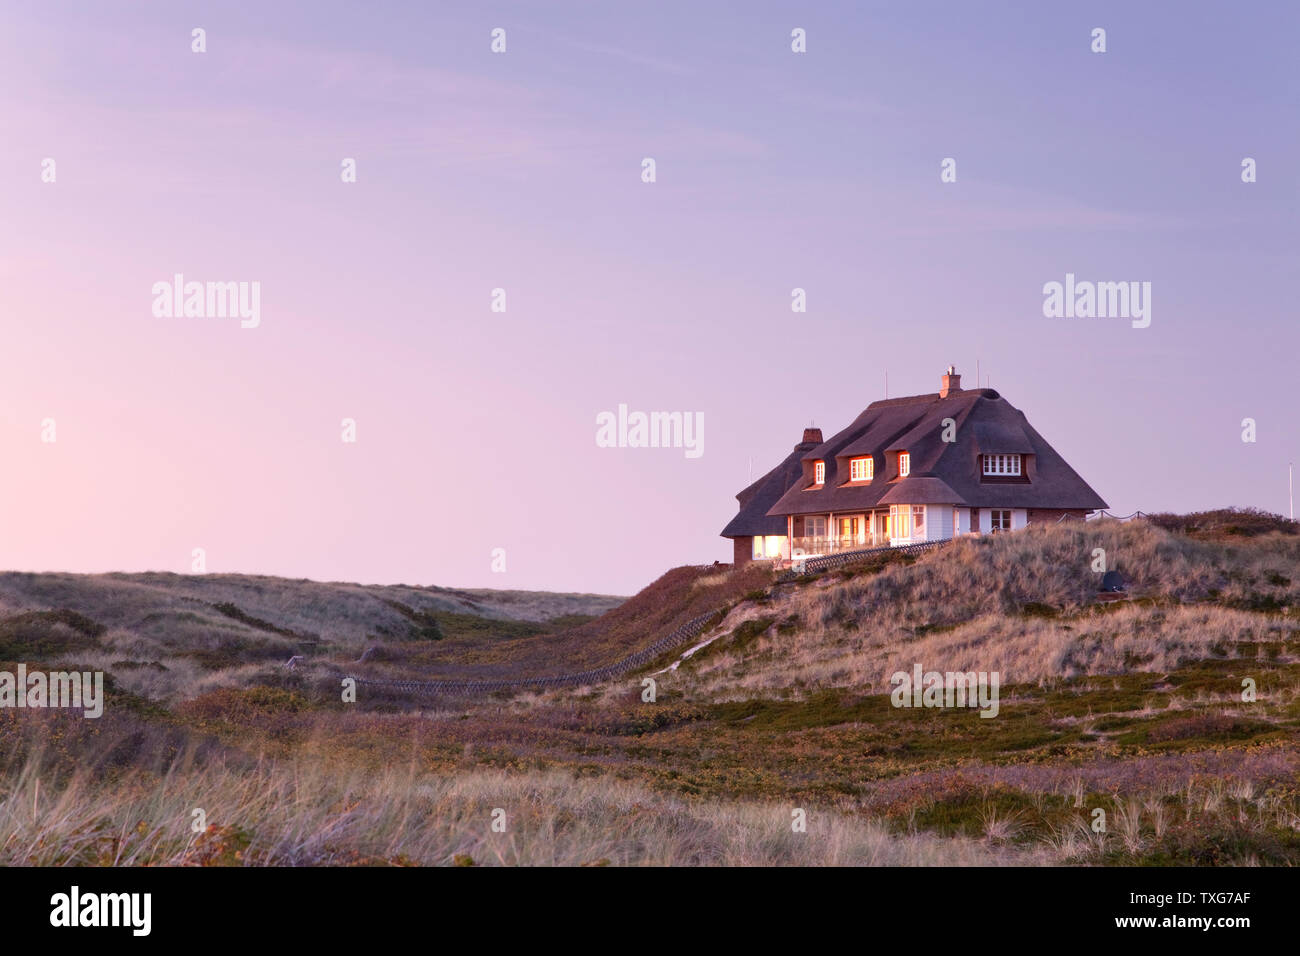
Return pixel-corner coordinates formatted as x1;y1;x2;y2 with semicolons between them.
940;365;962;398
801;427;823;446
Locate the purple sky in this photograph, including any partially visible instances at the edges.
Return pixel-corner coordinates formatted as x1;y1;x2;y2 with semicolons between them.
2;1;1298;595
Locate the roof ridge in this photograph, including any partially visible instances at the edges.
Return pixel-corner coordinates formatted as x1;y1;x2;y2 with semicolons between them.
865;392;939;409
865;387;1000;411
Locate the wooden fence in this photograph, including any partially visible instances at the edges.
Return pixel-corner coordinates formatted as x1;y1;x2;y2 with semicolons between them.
776;538;951;579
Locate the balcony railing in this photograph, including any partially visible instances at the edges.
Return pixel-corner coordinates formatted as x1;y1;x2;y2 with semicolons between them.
790;533;890;557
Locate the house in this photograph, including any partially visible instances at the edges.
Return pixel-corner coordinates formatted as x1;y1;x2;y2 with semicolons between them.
720;427;826;566
722;367;1107;565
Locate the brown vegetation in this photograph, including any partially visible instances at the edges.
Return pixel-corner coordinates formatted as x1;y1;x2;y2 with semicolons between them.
1;518;1299;865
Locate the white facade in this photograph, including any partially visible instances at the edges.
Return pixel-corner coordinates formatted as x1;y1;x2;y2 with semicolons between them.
888;503;958;545
879;505;1033;545
797;505;1033;550
926;504;956;541
780;502;1047;558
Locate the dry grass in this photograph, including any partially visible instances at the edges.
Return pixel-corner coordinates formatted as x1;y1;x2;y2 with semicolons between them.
0;570;622;648
0;751;1041;866
3;517;1299;866
346;562;777;682
0;571;626;702
676;601;1297;700
666;520;1300;699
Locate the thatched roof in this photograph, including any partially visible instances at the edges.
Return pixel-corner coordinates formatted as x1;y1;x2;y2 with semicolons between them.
758;384;1107;519
877;476;963;505
720;431;822;538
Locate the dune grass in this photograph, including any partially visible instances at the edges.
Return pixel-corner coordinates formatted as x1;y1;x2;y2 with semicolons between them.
1;518;1299;865
0;746;1041;866
666;520;1300;699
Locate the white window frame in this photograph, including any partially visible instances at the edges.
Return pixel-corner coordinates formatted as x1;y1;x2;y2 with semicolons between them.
850;456;873;481
990;509;1012;532
898;452;910;477
802;515;827;538
983;453;1021;477
814;460;825;485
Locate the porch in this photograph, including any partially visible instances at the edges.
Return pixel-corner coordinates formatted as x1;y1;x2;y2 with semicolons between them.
789;532;891;557
786;504;957;557
789;509;893;558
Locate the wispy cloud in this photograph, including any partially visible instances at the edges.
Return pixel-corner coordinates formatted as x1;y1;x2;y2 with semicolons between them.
776;90;899;117
548;35;693;77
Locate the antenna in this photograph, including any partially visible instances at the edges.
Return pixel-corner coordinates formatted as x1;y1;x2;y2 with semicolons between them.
885;369;888;399
1290;462;1294;522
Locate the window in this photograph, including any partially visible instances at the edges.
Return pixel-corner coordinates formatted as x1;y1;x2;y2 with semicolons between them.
912;506;925;534
990;509;1012;532
798;515;827;538
983;454;1021;476
814;461;825;485
889;505;911;538
850;456;873;481
898;452;910;477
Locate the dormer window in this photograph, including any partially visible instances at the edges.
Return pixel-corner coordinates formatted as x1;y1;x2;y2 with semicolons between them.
849;456;873;481
898;452;910;477
813;460;825;485
983;453;1021;476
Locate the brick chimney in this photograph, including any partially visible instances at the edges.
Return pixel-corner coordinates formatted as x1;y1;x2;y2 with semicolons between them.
939;365;962;398
801;427;823;446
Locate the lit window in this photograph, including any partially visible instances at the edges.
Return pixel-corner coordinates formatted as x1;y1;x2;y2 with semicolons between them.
889;504;911;538
850;457;873;481
990;510;1012;532
814;461;825;484
983;454;1021;476
898;452;910;477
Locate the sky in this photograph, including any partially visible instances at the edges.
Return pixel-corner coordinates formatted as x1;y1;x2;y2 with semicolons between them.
1;0;1297;595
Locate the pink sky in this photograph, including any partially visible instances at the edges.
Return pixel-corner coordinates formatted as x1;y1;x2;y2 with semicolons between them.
2;1;1297;594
